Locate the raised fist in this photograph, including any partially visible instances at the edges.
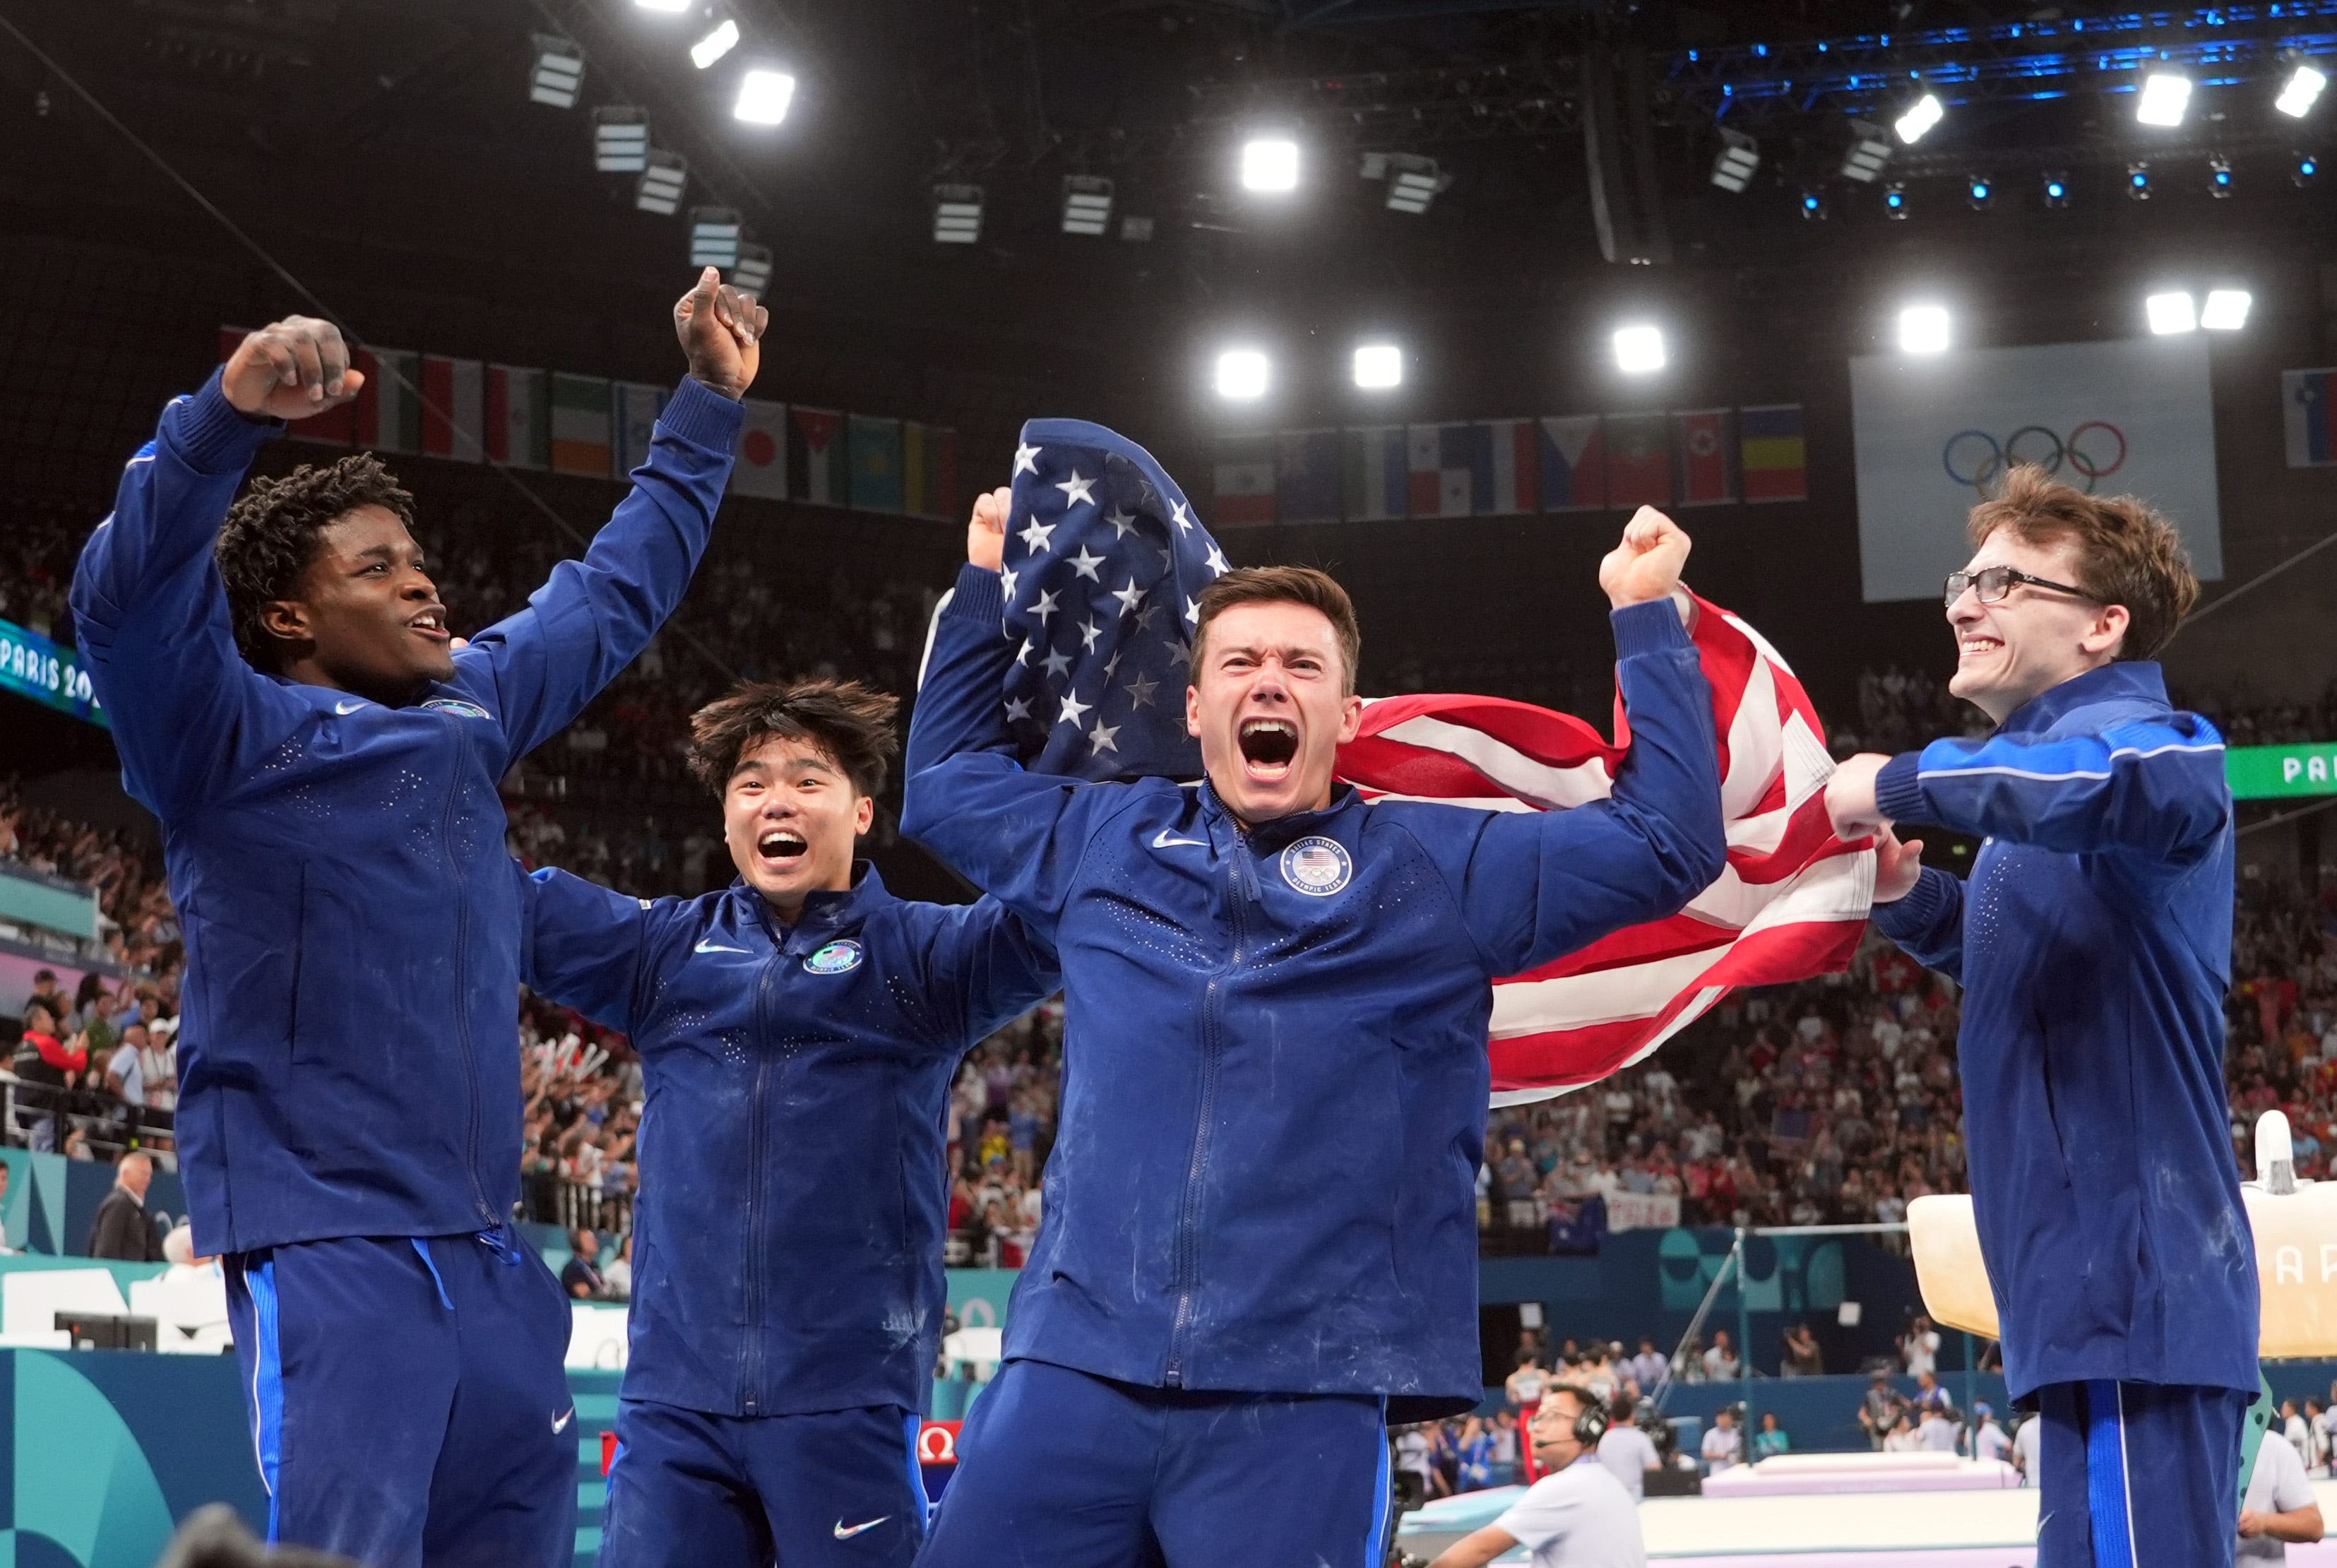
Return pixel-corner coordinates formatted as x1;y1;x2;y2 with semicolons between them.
1598;506;1692;610
967;486;1010;573
674;266;768;400
222;317;362;421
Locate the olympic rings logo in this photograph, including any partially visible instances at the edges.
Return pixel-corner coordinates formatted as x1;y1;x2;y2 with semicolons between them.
1941;423;2127;493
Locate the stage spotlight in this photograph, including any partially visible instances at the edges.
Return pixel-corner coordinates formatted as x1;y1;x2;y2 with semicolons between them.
593;107;649;173
932;184;982;244
2206;154;2235;197
1842;120;1892;182
1894;92;1944;145
1216;348;1270;400
1062;175;1114;236
1798;187;1827;221
1241;138;1300;193
2126;161;2153;200
1899;305;1951;355
2202;289;2253;331
636;150;687;214
689;208;742;268
1385;154;1444;214
2278;59;2327;119
734;69;795;125
1884;182;1908;219
730;242;772;297
1710;129;1761;193
2295;153;2322;187
2042;172;2070;208
1352;343;1402;390
1613;324;1666;375
691;20;741;69
633;0;689;11
529;35;585;109
1966;175;1994;210
2136;71;2192;127
2146;290;2198;335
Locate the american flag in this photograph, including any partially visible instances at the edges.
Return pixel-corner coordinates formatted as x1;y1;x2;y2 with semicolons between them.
978;419;1874;1103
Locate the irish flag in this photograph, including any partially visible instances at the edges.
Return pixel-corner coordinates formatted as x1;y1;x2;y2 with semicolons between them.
551;373;612;477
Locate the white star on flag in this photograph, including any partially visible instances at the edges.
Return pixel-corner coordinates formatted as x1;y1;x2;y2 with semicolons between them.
1134;602;1162;633
1000;566;1018;600
1184;596;1200;626
1056;470;1097;508
1004;696;1033;721
1124;673;1158;709
1106;508;1138;539
1031;588;1060;624
1057;690;1091;727
1067;546;1105;581
1079;618;1103;652
1041;646;1073;679
1014;442;1042;476
1171;501;1194;535
1088;720;1120;755
1018;518;1057;553
1203;544;1230;577
1014;638;1033;666
1110;578;1145;616
1103;650;1123;679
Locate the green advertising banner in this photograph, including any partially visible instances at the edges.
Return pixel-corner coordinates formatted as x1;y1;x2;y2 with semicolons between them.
2228;742;2337;800
0;616;106;729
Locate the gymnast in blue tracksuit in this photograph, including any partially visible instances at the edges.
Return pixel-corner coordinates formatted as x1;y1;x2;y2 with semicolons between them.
900;447;1725;1568
1828;465;2255;1568
67;277;760;1567
513;677;1057;1568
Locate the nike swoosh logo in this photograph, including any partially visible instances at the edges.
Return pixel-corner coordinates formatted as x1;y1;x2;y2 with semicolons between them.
694;939;750;954
551;1408;574;1434
833;1517;888;1540
334;699;364;715
1150;828;1208;849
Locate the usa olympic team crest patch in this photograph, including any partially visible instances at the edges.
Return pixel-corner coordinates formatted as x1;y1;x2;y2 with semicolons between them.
1278;836;1352;897
804;939;864;975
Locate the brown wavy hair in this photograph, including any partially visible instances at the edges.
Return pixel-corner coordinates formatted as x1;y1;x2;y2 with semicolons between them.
1966;463;2201;659
1191;564;1363;694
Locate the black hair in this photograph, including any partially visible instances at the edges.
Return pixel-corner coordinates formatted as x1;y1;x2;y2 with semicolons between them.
218;453;418;670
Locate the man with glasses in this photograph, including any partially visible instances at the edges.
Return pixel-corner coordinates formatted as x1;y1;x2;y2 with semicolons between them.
1825;464;2252;1568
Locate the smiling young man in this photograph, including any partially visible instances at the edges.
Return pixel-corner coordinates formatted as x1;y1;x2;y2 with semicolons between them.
69;270;763;1567
514;679;1056;1568
899;489;1725;1567
1826;464;2252;1568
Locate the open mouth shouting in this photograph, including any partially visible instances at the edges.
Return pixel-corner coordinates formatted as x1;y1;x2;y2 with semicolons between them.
1237;715;1300;783
408;606;451;644
754;828;810;868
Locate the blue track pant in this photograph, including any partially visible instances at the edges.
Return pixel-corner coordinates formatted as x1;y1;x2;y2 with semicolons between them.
2035;1379;2249;1568
224;1228;576;1568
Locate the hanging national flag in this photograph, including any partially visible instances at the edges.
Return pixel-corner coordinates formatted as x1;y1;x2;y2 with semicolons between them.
2282;369;2337;467
613;383;670;477
549;373;613;477
1338;602;1872;1100
419;356;485;463
1739;404;1807;502
1274;429;1343;525
1672;408;1737;506
905;422;958;519
484;365;548;470
790;408;845;506
1341;426;1410;521
357;348;422;455
957;423;1874;1101
986;420;1220;780
1603;412;1673;509
1537;416;1605;511
1408;422;1492;517
1484;420;1541;516
730;398;789;499
1213;434;1277;527
850;415;906;513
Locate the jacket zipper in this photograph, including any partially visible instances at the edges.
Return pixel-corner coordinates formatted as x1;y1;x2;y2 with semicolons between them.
441;718;491;1224
742;927;779;1415
1166;831;1254;1384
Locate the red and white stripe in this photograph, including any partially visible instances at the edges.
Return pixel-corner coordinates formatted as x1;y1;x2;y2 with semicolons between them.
1336;593;1874;1105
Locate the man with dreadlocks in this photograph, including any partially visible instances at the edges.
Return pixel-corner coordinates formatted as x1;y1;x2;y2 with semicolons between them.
68;268;764;1568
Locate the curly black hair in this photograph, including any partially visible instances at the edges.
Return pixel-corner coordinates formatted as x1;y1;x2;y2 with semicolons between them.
216;453;417;670
685;679;901;800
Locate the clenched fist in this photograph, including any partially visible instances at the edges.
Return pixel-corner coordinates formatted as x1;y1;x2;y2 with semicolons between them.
222;317;363;421
1600;506;1692;611
966;486;1010;573
674;266;769;400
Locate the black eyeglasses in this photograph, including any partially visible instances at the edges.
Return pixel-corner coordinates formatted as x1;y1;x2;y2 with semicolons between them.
1941;565;2094;610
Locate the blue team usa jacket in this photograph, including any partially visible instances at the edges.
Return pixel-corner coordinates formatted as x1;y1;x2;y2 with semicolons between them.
903;565;1726;1420
1873;662;2258;1398
69;369;743;1255
516;864;1057;1418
